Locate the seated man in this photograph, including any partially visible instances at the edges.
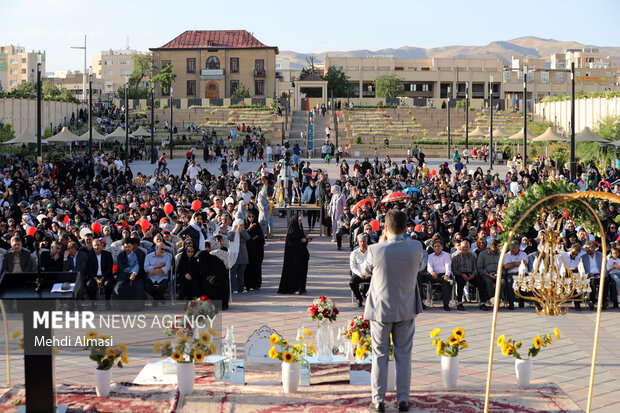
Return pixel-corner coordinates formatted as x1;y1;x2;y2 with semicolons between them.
144;243;171;303
477;239;500;305
115;238;146;300
502;241;528;310
40;241;64;272
336;205;354;251
349;234;370;307
581;241;610;310
1;236;36;273
561;243;585;310
423;238;453;311
85;238;114;301
452;240;489;311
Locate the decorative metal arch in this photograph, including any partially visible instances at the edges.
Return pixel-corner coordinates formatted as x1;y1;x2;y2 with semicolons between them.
484;191;620;413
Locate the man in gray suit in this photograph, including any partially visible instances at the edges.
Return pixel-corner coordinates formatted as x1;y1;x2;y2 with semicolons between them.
363;210;423;413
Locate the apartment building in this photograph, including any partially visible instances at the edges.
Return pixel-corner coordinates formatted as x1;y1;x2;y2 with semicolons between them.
48;70;104;100
92;49;143;98
0;45;46;92
150;30;278;99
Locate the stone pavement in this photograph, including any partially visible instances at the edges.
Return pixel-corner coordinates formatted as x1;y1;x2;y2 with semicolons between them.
1;156;619;411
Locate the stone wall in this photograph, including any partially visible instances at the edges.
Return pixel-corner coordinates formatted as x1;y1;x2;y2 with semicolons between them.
534;96;620;134
0;98;85;136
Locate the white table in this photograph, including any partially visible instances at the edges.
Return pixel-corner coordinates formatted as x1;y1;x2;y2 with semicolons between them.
133;356;227;385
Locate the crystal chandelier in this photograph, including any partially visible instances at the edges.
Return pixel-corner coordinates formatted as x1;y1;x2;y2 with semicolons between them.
512;228;591;316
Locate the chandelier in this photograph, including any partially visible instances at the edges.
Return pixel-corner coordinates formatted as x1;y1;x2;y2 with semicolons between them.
512;228;591;316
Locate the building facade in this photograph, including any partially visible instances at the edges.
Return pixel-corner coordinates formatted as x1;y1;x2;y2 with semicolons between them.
92;49;143;99
47;71;104;101
150;30;278;100
0;45;46;92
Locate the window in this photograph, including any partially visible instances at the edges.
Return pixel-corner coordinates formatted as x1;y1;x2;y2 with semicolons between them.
21;69;26;74
9;69;17;75
377;66;390;71
104;60;113;65
555;72;565;82
10;80;17;86
503;71;511;82
255;59;264;72
187;58;196;73
254;79;264;95
206;56;220;69
230;80;239;95
410;84;416;91
362;66;374;71
607;72;612;77
422;84;430;92
526;72;534;82
230;58;239;73
187;80;196;96
161;60;172;71
10;58;17;64
346;66;359;71
395;67;404;71
104;70;114;75
120;69;130;75
540;71;549;84
120;60;129;65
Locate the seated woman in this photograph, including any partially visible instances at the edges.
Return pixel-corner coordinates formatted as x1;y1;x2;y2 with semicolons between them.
176;243;201;300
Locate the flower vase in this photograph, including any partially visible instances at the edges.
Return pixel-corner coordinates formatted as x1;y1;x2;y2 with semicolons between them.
515;358;532;387
176;362;195;395
281;361;301;393
387;360;396;392
94;368;111;397
316;322;333;361
440;356;459;389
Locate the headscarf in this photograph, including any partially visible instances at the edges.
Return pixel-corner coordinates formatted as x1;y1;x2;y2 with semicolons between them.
189;213;206;250
228;218;244;265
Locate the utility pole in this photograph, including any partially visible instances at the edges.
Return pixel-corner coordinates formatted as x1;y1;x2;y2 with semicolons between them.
150;81;155;163
489;76;494;169
523;66;528;168
36;60;42;164
88;71;93;161
447;86;451;159
124;80;129;169
70;35;87;102
465;82;469;149
169;88;174;159
570;62;576;181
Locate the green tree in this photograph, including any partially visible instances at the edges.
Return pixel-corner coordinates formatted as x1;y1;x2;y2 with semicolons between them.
374;74;404;99
232;83;251;98
153;63;176;96
118;52;153;99
0;124;16;143
42;81;60;98
324;66;353;98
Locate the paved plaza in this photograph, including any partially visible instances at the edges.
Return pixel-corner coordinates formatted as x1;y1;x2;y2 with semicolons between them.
0;157;618;412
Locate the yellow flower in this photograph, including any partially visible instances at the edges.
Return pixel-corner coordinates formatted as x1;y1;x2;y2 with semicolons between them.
86;331;98;340
461;341;469;348
293;344;300;351
308;342;316;355
269;346;279;360
302;328;312;337
282;351;294;363
352;331;359;345
297;336;303;340
162;340;172;349
515;341;522;349
452;328;465;340
533;336;543;349
209;343;216;354
200;333;210;344
430;328;441;338
177;336;190;345
281;340;288;346
18;338;23;350
448;335;459;346
545;334;552;345
435;342;443;356
269;334;280;345
208;327;217;337
553;328;561;339
356;347;364;360
121;353;129;364
171;351;183;362
99;335;111;340
497;335;505;347
153;342;161;353
105;347;116;357
11;330;21;339
194;350;205;362
118;343;128;353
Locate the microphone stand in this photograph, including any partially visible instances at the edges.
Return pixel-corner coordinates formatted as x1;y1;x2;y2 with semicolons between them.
34;241;42;294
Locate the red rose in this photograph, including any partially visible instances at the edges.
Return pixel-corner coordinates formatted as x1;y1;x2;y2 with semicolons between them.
362;322;369;329
322;309;330;318
200;295;207;301
319;296;327;303
311;308;318;316
333;308;339;315
350;322;355;327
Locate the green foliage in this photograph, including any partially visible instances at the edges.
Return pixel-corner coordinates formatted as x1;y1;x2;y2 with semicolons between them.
0;124;16;142
529;121;554;136
42;81;60;98
542;91;620;103
550;144;568;168
232;83;250;98
354;136;362;144
324;66;354;98
594;116;620;141
455;100;466;110
374;74;404;99
154;98;160;108
502;145;512;159
43;127;52;139
153;63;176;95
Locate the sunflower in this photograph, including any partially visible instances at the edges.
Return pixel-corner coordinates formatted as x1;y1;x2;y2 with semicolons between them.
435;341;443;356
86;331;98;340
105;347;116;357
118;343;128;353
200;333;210;344
209;343;216;354
293;344;300;351
153;341;161;353
452;328;465;340
356;347;364;360
430;328;441;338
533;336;543;349
553;328;561;339
177;336;190;345
208;327;217;337
11;330;21;339
282;351;294;363
162;340;172;349
281;340;288;346
501;344;513;356
121;353;129;364
99;335;111;340
171;351;183;362
194;350;205;362
545;334;553;345
269;346;279;360
461;341;469;348
352;331;359;345
308;342;316;355
448;335;459;346
302;328;312;337
497;335;505;347
269;334;280;345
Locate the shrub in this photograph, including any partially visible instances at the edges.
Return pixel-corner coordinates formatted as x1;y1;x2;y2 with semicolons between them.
354;136;362;144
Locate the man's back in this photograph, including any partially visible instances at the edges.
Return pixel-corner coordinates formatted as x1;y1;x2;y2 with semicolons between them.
364;236;423;323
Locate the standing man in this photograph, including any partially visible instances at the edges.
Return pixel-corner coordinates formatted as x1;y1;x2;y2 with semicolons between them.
363;210;423;413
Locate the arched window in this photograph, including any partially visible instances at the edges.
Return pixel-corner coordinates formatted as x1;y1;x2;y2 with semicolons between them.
206;56;220;70
208;84;217;90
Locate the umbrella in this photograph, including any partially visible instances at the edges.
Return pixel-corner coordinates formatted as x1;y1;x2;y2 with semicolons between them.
507;128;538;157
106;126;127;139
487;127;510;138
403;186;421;196
130;126;151;137
352;198;374;213
532;127;567;157
79;128;107;141
574;127;608;143
46;127;84;142
2;129;48;145
469;126;487;137
380;192;410;204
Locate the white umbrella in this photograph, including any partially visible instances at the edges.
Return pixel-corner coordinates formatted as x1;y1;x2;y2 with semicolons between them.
2;129;48;145
106;126;128;139
574;127;608;143
130;126;151;137
532;127;567;157
507;129;538;158
46;127;85;142
79;128;107;141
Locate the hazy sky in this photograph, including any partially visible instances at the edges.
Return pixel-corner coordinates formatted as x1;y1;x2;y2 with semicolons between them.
1;0;618;72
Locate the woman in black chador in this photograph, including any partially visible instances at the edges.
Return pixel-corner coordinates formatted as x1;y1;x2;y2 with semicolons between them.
278;214;310;294
244;211;265;290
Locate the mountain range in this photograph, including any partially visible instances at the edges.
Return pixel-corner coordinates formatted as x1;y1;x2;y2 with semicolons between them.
278;37;620;68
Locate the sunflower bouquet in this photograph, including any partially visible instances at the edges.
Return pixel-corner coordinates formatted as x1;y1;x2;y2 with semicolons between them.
268;329;315;363
84;331;129;370
351;331;394;361
497;328;560;359
153;328;217;363
430;327;468;357
343;315;370;339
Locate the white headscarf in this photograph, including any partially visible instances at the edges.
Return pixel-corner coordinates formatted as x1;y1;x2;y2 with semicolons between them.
189;214;206;250
228;219;244;265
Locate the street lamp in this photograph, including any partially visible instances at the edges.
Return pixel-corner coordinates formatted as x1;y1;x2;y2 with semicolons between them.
523;66;528;168
447;86;451;159
124;77;129;169
489;75;494;169
570;62;576;181
169;87;173;159
150;77;155;164
70;35;87;103
36;59;42;164
88;70;93;161
465;82;469;149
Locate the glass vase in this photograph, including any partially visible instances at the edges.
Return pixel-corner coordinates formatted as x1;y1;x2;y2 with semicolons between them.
316;322;333;361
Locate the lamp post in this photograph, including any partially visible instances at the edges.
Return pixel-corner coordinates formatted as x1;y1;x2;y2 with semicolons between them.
489;76;494;169
465;82;469;149
570;62;576;180
124;78;129;169
36;61;42;164
70;35;87;103
150;80;155;164
523;66;528;168
88;71;93;161
169;87;173;159
447;86;451;159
